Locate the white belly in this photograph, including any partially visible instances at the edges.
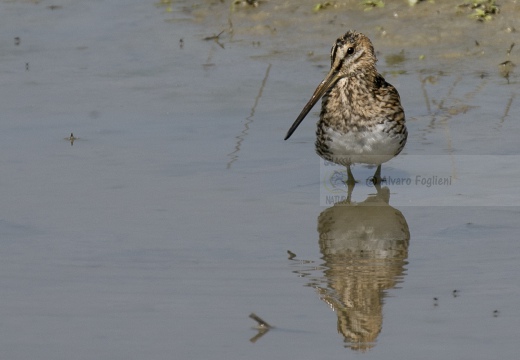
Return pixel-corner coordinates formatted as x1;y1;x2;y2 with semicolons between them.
321;125;403;165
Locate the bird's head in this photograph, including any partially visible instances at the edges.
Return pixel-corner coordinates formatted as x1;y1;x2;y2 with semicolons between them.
330;31;377;77
284;31;377;140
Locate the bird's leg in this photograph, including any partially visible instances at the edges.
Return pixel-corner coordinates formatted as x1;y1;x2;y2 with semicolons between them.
345;165;356;203
372;165;382;185
346;181;354;204
346;165;357;186
373;179;382;194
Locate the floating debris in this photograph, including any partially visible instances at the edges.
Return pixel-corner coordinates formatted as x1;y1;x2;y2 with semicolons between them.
408;0;427;5
249;313;272;329
499;61;515;84
65;132;79;146
232;0;260;10
249;313;273;343
463;0;499;22
203;30;225;49
498;42;515;84
313;2;336;12
203;30;225;42
361;0;385;11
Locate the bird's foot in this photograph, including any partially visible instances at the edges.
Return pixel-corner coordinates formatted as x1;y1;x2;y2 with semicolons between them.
345;177;358;186
370;175;386;186
370;165;386;185
346;166;358;186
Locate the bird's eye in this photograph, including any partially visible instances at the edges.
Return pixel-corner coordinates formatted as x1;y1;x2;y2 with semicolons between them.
346;47;354;55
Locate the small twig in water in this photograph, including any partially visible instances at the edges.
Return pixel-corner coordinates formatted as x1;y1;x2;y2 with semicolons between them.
203;30;226;49
203;30;225;41
249;313;273;329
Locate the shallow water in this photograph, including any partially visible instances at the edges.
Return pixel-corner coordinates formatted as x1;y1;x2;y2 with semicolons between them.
1;0;519;359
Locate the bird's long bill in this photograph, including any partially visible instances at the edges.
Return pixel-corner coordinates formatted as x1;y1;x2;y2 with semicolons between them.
284;69;341;140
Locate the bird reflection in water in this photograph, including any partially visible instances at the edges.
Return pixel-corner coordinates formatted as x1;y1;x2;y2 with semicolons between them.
291;185;409;351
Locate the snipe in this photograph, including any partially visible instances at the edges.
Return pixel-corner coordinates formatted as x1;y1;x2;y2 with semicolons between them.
285;31;407;186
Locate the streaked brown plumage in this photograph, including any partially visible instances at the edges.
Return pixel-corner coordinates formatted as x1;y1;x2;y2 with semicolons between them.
285;31;407;185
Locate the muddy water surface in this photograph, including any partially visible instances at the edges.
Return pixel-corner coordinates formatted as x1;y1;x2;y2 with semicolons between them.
0;0;519;359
